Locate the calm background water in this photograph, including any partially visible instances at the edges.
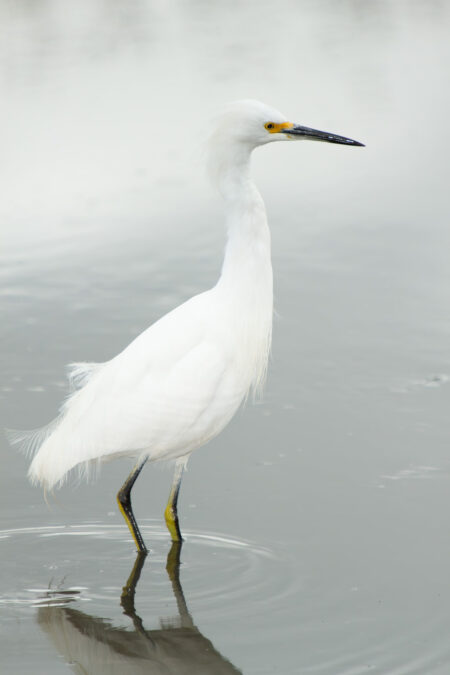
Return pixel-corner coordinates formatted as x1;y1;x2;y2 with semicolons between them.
1;1;450;673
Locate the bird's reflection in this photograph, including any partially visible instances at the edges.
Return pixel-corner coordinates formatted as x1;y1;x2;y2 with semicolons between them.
36;542;242;674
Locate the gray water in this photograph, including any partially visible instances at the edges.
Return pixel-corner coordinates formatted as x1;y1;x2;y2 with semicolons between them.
2;1;450;673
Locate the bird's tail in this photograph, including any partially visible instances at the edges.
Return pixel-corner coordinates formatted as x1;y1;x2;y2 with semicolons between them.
7;417;76;490
28;423;70;490
8;417;100;491
7;361;104;490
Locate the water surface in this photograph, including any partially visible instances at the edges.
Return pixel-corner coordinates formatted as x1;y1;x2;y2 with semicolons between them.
1;1;450;673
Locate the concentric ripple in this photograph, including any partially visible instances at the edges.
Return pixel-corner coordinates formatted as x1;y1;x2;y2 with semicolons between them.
0;520;300;642
3;523;450;674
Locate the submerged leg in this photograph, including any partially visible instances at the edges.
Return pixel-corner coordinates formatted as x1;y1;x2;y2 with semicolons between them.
164;458;186;542
117;458;148;553
120;550;147;618
120;551;154;640
165;540;194;628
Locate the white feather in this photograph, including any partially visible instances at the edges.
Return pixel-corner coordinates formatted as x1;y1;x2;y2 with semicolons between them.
22;101;293;491
66;362;103;391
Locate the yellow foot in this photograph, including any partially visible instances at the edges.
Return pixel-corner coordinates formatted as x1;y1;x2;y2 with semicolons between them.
164;504;182;542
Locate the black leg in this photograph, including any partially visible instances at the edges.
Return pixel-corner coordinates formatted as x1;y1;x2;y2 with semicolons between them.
117;458;148;552
165;540;194;628
121;550;147;617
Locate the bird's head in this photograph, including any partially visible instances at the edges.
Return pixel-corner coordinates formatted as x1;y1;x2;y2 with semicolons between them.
207;100;364;194
212;99;364;150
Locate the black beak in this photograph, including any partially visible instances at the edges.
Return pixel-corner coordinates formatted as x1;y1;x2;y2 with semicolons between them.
281;124;364;147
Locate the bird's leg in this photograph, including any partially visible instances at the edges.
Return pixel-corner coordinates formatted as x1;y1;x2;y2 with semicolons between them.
165;540;194;629
120;551;154;641
120;550;147;617
117;458;148;553
164;459;185;542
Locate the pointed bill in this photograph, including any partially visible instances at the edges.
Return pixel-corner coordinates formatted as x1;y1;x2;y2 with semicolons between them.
281;124;364;146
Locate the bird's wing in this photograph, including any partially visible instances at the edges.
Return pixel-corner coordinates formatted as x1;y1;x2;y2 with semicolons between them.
100;336;237;460
28;291;243;487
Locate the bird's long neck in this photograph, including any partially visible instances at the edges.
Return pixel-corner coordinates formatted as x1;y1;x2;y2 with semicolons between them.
212;141;273;395
214;143;272;293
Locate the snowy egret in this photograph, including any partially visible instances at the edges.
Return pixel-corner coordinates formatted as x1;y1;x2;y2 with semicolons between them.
20;100;364;552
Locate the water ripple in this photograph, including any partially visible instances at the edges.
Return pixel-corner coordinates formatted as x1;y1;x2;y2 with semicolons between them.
2;523;450;674
0;521;300;639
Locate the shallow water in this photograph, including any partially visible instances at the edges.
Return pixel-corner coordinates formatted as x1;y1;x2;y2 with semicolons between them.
2;1;450;673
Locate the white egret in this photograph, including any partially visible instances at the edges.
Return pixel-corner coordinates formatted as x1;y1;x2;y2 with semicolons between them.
21;100;364;552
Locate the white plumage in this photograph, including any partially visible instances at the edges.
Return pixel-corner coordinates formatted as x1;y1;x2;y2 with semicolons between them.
18;100;363;546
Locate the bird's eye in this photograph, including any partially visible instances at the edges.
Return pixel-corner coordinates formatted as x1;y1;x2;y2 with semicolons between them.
265;123;274;130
